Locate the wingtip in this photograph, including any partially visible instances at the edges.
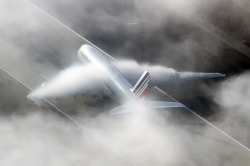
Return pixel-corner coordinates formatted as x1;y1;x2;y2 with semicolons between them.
216;73;225;77
220;73;226;77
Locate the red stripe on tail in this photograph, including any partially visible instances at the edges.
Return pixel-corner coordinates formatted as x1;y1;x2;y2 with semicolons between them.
139;88;147;98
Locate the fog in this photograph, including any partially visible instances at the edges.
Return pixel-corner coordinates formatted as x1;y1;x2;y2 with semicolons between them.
0;0;249;165
215;72;250;147
29;0;250;71
1;72;250;165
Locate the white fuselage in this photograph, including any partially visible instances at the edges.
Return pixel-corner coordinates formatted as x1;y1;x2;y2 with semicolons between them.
78;44;136;101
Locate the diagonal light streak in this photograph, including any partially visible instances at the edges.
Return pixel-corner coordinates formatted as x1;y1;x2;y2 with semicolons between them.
24;0;250;153
0;66;135;166
155;86;250;152
5;0;248;161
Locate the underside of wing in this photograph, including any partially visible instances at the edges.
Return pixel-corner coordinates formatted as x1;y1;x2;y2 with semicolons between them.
27;64;112;101
177;72;225;80
114;60;224;87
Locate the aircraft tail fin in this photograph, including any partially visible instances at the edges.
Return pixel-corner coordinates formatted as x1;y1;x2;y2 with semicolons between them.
131;71;150;98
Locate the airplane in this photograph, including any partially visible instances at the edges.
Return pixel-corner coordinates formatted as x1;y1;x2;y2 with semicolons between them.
27;44;225;115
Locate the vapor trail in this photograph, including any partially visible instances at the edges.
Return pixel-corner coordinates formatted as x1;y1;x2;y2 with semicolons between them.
0;65;136;166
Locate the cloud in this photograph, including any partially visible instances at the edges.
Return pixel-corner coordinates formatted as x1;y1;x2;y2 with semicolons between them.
0;103;194;166
1;0;250;165
28;0;219;70
214;72;250;147
0;111;132;166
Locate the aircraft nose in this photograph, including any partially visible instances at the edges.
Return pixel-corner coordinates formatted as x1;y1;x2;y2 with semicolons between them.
27;94;33;101
27;93;37;101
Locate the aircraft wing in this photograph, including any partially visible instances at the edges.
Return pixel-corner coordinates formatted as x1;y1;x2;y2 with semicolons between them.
114;61;225;87
176;72;225;81
27;65;113;101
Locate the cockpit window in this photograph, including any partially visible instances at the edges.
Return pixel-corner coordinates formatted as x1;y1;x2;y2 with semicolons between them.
80;51;90;62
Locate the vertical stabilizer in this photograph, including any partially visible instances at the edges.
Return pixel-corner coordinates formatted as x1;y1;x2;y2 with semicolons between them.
131;71;150;98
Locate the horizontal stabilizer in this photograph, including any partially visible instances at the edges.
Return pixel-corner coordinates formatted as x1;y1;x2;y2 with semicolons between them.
109;101;185;116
